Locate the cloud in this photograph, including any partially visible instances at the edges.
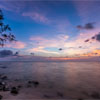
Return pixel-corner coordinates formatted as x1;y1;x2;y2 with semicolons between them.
85;32;100;43
0;50;13;57
28;34;69;56
28;46;59;57
77;22;95;30
29;34;69;48
95;33;100;42
0;1;27;12
85;23;95;29
22;12;49;24
28;29;100;57
80;49;100;57
30;36;46;41
91;32;100;42
84;39;90;42
0;1;50;24
5;41;26;49
93;49;100;55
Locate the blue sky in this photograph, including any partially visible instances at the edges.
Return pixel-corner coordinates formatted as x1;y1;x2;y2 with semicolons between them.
0;0;100;57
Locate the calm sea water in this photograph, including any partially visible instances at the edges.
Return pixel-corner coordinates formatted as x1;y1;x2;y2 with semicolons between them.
0;61;100;99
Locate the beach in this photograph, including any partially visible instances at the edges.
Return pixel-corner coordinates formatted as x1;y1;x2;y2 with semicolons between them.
0;61;100;100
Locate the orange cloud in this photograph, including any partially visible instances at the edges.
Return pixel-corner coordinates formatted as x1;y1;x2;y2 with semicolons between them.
80;49;100;57
93;50;100;55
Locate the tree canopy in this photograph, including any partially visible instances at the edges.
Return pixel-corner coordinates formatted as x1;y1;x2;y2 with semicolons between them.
0;9;16;47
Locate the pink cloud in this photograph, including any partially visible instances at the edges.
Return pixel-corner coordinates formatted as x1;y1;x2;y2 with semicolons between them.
30;34;69;48
5;41;26;49
22;12;49;24
30;36;46;41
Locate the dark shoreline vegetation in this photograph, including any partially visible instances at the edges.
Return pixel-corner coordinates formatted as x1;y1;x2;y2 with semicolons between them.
0;62;100;99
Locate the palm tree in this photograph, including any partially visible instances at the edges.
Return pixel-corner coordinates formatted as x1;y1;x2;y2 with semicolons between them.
0;9;16;47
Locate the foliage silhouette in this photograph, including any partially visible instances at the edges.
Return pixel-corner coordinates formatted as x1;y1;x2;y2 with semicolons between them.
0;9;16;47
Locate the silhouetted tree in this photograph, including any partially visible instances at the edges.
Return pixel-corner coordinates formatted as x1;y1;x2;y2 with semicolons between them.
14;51;19;56
30;53;34;56
0;9;16;47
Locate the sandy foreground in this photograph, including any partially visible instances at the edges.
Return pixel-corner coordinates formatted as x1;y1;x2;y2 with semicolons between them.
0;61;100;100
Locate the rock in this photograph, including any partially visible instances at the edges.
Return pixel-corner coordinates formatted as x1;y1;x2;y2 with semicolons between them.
0;95;3;100
0;66;7;69
0;82;3;85
33;81;39;85
28;81;39;87
3;85;10;91
10;87;18;95
0;82;6;91
1;76;8;80
33;81;39;87
0;81;9;91
17;85;22;89
0;82;3;90
0;85;3;91
28;81;32;84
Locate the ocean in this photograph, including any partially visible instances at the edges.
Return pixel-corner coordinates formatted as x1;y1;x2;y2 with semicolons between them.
0;61;100;99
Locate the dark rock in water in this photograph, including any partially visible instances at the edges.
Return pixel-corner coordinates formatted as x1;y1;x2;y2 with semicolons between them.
57;92;64;97
0;74;4;78
0;85;3;91
33;81;39;85
0;82;6;91
17;85;22;89
28;81;32;84
0;82;3;85
0;95;3;100
1;76;8;80
0;82;3;91
0;66;7;69
3;85;10;91
11;87;18;95
28;81;39;87
91;92;100;99
33;81;39;87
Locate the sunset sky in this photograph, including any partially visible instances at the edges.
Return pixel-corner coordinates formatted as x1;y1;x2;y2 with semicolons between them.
0;0;100;57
